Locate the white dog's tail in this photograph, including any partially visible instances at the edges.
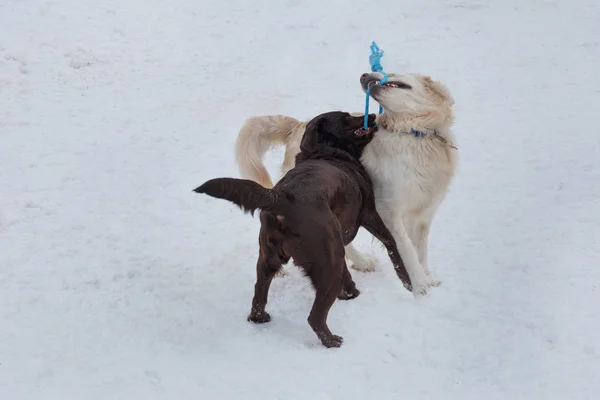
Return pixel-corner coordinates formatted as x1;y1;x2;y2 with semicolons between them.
235;115;302;188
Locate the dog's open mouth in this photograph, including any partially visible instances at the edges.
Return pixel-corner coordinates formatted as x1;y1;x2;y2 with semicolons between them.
368;81;410;89
354;126;376;136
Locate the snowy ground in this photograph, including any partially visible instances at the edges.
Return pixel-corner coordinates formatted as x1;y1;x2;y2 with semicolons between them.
2;0;600;398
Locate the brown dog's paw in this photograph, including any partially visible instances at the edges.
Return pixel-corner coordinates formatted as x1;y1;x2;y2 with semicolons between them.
247;310;271;324
338;287;360;300
321;334;343;348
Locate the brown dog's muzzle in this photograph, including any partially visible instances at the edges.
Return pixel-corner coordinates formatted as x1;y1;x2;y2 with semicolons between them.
354;125;377;137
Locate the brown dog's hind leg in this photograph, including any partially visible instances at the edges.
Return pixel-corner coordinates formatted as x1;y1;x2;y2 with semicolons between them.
248;253;281;324
302;244;345;348
307;277;343;348
338;262;360;300
249;213;290;323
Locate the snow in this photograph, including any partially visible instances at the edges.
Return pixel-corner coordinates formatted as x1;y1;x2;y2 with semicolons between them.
1;0;599;398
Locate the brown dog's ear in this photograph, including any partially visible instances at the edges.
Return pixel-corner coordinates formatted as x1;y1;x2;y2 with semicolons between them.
368;113;377;126
300;117;323;153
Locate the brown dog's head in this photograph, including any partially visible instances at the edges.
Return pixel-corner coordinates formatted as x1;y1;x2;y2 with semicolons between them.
300;111;377;159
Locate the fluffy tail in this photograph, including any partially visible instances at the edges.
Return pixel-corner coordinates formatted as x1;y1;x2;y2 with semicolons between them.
235;115;302;188
194;178;280;216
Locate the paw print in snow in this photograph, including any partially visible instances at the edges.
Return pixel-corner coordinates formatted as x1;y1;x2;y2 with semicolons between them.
65;48;99;70
3;52;29;74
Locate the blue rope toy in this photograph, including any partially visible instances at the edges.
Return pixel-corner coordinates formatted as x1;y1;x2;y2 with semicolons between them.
363;41;388;130
361;43;442;140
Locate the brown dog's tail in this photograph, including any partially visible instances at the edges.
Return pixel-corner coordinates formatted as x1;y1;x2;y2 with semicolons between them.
193;178;281;216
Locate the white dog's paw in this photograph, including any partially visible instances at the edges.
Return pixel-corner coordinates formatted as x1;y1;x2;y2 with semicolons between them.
411;278;441;297
350;256;378;272
410;275;434;297
274;268;288;278
412;283;429;297
423;271;442;288
429;279;442;288
426;277;442;288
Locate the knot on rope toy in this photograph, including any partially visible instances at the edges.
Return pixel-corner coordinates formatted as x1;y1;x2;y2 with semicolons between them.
363;41;388;130
369;42;388;84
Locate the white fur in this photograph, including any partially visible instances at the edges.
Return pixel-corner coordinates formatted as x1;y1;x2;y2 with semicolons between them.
361;72;458;295
233;73;458;295
235;114;304;188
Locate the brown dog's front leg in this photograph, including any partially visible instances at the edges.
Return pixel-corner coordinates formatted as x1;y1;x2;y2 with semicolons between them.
361;210;413;292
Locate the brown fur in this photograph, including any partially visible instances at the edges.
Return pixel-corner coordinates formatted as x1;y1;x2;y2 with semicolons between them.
194;111;412;348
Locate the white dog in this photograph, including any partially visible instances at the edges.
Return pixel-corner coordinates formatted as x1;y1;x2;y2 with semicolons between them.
235;72;458;295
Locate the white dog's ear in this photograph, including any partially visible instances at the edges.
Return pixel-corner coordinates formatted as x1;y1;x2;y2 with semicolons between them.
422;76;454;106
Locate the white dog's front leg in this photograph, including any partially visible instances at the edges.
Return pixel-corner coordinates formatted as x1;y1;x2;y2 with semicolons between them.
345;243;377;272
390;220;430;297
414;223;440;287
414;223;430;274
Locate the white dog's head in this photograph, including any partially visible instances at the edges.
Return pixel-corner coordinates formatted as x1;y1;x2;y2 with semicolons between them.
360;72;455;130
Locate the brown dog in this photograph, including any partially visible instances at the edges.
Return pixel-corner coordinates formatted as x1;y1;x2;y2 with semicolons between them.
194;111;412;348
